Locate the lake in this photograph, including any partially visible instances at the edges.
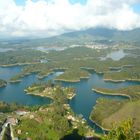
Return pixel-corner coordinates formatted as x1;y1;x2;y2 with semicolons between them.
0;66;139;133
100;49;127;61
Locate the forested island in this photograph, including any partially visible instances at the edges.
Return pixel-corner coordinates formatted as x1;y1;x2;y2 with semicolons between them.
24;82;76;100
0;46;138;84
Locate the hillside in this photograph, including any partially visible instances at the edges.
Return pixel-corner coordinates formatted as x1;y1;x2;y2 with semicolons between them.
1;28;140;50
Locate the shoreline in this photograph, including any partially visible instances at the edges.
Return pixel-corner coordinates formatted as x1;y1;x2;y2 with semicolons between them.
0;84;7;88
92;88;131;99
89;115;110;132
55;79;80;83
67;93;76;100
0;79;7;88
104;79;125;83
104;78;140;83
0;62;41;67
25;89;76;100
2;64;139;84
26;92;54;100
37;72;54;79
9;80;21;83
55;76;90;83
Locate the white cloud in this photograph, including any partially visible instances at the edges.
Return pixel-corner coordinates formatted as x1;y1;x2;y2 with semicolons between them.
0;0;140;38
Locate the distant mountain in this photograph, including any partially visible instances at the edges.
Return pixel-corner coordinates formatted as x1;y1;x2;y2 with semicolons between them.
59;27;140;43
41;27;140;46
1;27;140;48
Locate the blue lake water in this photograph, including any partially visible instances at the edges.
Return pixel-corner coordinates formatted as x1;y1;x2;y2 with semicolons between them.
100;50;126;61
107;50;126;60
0;66;140;133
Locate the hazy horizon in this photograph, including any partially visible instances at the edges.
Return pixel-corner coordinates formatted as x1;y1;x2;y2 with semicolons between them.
0;0;140;39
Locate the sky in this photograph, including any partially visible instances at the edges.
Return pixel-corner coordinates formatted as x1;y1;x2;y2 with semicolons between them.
0;0;140;38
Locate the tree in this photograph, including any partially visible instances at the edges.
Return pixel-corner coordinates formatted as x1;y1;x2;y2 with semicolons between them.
102;119;140;140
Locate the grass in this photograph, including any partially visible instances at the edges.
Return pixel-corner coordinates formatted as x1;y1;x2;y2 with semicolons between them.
102;100;140;132
14;113;60;140
90;98;140;132
90;98;125;128
91;85;140;131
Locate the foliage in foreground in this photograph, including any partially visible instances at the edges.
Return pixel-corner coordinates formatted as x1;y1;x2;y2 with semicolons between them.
102;119;140;140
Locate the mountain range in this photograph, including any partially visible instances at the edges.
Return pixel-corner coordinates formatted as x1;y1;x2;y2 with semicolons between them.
1;27;140;48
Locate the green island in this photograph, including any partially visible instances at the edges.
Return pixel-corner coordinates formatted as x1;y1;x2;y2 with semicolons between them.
55;68;90;82
90;85;140;132
103;66;140;82
5;47;139;83
0;79;7;88
24;82;76;100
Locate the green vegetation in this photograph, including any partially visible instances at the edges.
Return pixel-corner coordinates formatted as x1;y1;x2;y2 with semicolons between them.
93;85;140;100
14;106;94;140
102;100;140;132
0;49;46;66
90;98;140;131
55;68;90;82
0;101;40;113
91;85;140;132
102;119;140;140
0;102;22;113
7;47;140;83
0;113;7;133
90;98;126;130
0;29;140;139
13;84;94;140
124;48;140;56
104;66;140;82
0;79;7;87
25;82;76;100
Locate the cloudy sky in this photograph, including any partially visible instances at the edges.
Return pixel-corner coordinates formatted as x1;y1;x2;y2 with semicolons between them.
0;0;140;38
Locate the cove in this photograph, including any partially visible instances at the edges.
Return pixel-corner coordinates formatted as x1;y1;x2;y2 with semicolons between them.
0;66;140;133
0;66;62;105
